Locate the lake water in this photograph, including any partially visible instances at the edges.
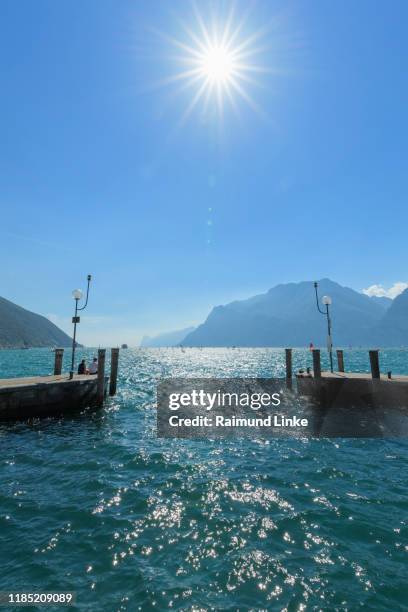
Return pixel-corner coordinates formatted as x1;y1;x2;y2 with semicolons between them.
0;348;407;610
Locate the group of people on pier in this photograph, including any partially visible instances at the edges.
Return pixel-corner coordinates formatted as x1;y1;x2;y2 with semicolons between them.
77;357;98;375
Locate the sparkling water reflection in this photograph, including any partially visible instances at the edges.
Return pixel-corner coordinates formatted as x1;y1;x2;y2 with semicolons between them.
0;348;407;609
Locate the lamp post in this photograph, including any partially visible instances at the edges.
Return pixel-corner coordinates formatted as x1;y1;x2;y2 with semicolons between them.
314;281;334;373
69;274;92;379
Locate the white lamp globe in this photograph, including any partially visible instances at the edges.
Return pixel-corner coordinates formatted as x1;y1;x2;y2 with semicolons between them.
322;295;332;305
72;289;83;300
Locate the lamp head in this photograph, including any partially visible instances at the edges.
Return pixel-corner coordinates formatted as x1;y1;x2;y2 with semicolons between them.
322;295;332;305
72;289;83;300
87;274;92;282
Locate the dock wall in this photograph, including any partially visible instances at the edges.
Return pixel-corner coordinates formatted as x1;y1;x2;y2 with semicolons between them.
296;376;408;409
0;376;109;421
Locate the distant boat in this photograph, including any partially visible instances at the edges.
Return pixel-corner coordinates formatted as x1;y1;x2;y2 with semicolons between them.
121;344;128;349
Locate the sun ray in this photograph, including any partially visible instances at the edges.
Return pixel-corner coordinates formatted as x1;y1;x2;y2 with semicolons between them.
233;63;276;74
191;1;213;50
150;27;203;61
229;43;271;61
176;18;212;56
223;1;256;51
228;75;268;120
229;25;271;58
161;67;204;85
223;79;242;120
178;76;211;127
220;4;236;47
231;71;263;89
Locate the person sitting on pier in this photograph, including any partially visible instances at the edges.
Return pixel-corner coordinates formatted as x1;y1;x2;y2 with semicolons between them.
88;357;98;375
77;359;86;375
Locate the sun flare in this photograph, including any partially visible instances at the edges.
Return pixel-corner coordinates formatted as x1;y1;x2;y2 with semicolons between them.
156;5;272;123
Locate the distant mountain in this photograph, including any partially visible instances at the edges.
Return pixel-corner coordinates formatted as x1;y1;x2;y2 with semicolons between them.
140;327;195;347
182;279;393;347
372;288;408;345
0;296;73;348
370;296;392;310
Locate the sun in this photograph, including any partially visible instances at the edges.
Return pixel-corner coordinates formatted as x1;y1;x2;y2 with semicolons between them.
200;44;235;84
154;4;272;123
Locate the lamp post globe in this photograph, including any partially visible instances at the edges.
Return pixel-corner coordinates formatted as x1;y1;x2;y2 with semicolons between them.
322;295;332;306
72;289;83;300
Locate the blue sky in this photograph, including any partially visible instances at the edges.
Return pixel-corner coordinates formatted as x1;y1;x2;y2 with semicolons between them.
1;0;407;345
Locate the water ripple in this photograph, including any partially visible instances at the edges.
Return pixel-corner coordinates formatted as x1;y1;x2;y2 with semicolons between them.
0;348;407;609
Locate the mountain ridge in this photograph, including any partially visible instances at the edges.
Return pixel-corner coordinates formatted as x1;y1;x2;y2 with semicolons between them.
180;279;406;347
0;296;74;348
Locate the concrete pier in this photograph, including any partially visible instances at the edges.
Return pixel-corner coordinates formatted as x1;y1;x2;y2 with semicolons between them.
296;370;408;409
0;347;120;420
0;374;110;420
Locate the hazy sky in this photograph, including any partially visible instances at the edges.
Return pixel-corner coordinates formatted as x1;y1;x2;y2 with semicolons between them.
1;0;407;345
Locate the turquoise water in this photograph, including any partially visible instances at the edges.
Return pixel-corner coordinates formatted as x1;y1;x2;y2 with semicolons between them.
0;348;407;610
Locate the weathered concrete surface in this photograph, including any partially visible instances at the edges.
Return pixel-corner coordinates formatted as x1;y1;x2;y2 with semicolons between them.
295;371;408;436
0;374;109;420
297;371;408;382
296;371;408;410
0;374;94;388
